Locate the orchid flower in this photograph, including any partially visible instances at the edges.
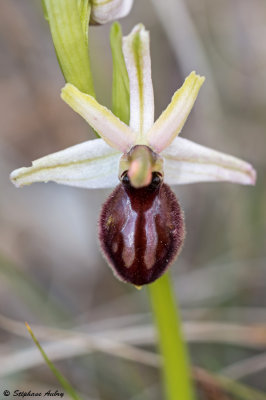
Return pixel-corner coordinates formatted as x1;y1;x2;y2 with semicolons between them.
90;0;134;25
10;24;256;285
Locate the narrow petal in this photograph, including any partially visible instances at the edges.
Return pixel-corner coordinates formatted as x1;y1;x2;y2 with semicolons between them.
61;83;136;152
91;0;134;24
123;24;154;138
162;137;256;186
10;139;120;189
147;71;205;152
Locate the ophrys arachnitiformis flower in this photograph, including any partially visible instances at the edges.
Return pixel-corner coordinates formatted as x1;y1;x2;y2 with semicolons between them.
10;25;256;286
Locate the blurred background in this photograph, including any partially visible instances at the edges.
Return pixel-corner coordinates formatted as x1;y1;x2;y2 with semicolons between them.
0;0;265;399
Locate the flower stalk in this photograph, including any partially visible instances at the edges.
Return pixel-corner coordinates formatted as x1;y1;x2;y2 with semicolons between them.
149;273;195;400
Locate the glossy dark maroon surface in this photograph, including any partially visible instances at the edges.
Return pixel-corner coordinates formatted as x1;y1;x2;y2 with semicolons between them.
99;173;185;285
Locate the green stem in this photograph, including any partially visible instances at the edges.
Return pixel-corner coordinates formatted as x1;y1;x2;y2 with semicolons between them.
148;273;195;400
43;0;95;96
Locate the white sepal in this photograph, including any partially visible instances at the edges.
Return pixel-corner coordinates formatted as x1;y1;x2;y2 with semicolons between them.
148;71;205;153
123;24;154;138
10;139;120;189
162;137;256;186
61;84;136;152
91;0;134;24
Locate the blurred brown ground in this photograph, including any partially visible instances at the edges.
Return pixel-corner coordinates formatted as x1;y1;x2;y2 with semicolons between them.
0;1;265;399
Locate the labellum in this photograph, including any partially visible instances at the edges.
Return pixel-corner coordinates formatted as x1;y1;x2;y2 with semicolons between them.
99;146;185;286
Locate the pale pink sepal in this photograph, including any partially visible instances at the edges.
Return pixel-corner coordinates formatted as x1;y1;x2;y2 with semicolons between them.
10;139;120;189
61;84;136;152
147;71;205;153
162;137;256;186
123;24;154;138
91;0;134;24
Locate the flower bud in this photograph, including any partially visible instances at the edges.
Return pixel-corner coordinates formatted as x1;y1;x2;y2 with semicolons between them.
90;0;134;25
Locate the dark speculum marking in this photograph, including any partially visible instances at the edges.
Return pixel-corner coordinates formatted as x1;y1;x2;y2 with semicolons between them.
99;172;185;286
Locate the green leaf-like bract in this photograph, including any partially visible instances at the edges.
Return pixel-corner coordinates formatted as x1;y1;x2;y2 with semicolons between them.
43;0;95;96
110;22;130;124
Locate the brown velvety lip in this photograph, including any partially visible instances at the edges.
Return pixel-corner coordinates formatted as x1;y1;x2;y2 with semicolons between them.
99;173;185;285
